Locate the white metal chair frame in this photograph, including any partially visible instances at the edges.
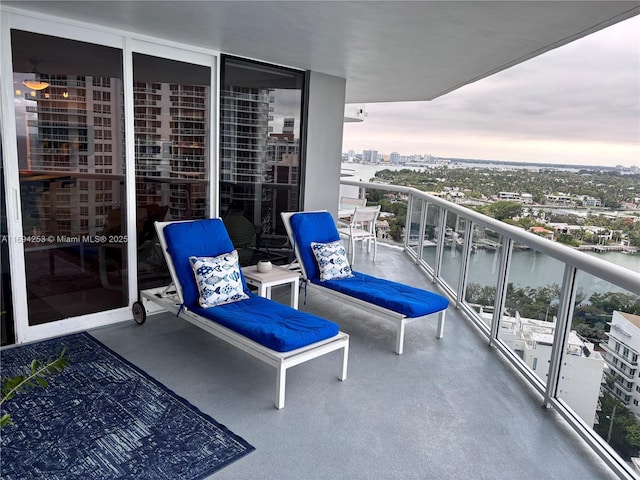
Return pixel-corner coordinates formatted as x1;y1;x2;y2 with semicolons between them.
340;196;367;206
134;219;349;409
338;196;367;227
337;205;381;264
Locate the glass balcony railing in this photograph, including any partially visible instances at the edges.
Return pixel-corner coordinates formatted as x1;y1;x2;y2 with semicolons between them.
340;178;640;480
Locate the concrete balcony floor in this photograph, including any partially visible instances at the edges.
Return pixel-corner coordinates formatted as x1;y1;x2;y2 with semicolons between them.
91;243;617;479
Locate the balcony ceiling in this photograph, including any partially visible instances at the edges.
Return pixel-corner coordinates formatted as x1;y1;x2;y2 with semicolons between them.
5;1;639;103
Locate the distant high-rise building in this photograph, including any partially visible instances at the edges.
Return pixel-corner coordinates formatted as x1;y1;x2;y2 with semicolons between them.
389;152;400;165
362;149;378;164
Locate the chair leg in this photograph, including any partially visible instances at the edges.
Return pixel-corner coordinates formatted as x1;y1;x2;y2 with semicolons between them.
276;364;286;409
350;236;356;264
339;340;349;381
396;319;406;355
436;310;446;339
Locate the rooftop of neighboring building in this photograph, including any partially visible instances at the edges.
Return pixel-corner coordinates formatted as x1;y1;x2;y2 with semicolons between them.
618;311;640;329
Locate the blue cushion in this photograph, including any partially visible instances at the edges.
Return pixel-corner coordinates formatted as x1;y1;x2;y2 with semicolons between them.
313;272;449;318
289;211;340;281
190;293;340;352
163;219;248;308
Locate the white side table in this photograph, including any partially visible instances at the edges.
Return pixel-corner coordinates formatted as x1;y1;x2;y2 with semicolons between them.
242;265;300;309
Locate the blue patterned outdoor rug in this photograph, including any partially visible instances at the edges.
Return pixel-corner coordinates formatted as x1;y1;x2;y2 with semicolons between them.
0;332;254;479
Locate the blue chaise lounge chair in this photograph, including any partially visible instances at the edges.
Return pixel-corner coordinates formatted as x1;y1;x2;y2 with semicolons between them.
282;210;449;354
135;218;349;409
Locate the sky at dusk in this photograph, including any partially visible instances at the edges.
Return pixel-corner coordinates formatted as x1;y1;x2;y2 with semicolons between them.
342;15;640;168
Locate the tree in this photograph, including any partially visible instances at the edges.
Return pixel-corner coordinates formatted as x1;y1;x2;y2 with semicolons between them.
465;284;496;307
595;393;639;459
626;424;640;454
556;233;580;247
487;201;522;221
589;292;640;316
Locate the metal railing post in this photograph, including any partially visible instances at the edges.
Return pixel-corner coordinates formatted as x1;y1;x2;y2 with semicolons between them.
404;193;414;251
545;264;578;408
434;207;447;281
417;198;428;263
490;237;513;347
457;220;475;308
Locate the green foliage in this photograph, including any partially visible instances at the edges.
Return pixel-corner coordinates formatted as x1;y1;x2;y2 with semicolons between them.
466;283;640;328
465;284;496;307
625;424;640;450
486;201;523;221
465;283;561;320
513;217;544;230
556;234;580;247
372;198;407;242
0;348;69;428
595;394;639;458
589;292;640;316
367;167;640;245
389;224;404;241
573;322;607;343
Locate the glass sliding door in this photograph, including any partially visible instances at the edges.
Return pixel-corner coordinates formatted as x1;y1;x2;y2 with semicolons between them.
220;57;305;265
132;53;211;291
11;30;127;325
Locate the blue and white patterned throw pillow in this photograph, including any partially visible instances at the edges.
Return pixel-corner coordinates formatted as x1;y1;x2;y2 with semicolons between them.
189;250;249;308
310;240;354;281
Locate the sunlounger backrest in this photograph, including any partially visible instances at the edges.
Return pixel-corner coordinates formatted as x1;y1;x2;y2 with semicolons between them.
287;211;340;282
156;218;248;308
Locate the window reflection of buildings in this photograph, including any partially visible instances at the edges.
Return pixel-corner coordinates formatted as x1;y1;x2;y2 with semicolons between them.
28;70;298;238
220;85;300;236
22;74;122;237
24;75;212;238
134;82;208;221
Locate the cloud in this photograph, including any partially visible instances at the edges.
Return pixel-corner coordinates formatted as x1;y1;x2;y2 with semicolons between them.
343;16;640;167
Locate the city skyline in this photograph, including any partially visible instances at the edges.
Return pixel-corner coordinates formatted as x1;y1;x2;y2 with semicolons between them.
343;15;639;169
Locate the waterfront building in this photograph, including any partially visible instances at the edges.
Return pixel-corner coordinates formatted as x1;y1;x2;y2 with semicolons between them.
521;193;533;204
362;149;378;164
581;196;602;208
498;191;521;202
544;193;574;206
529;226;554;240
601;311;640;420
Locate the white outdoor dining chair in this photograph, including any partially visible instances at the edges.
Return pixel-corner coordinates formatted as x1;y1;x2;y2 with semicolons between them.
338;196;367;226
337;205;381;264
